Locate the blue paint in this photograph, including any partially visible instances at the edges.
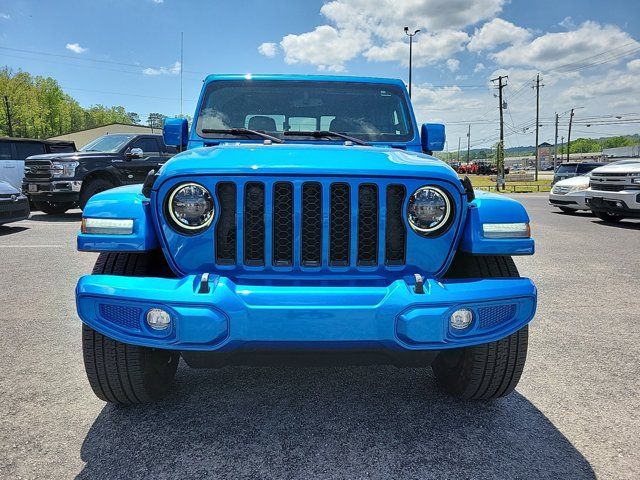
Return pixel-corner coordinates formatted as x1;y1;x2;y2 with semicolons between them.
460;190;535;255
76;74;537;355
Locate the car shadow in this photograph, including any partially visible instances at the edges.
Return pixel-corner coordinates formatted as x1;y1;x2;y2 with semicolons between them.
551;210;594;217
0;225;29;236
592;219;640;230
28;211;82;222
77;365;595;479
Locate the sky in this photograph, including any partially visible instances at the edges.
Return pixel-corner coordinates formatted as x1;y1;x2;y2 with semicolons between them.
0;0;639;151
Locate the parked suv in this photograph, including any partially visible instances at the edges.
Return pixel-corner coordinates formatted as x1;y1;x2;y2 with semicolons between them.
553;161;604;184
75;74;537;405
586;159;640;222
23;133;175;214
0;137;75;191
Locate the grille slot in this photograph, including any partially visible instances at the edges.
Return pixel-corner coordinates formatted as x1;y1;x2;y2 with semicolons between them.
478;304;517;329
301;182;322;266
329;183;351;266
590;182;625;192
357;184;378;266
385;185;406;265
98;304;142;331
272;182;294;266
243;182;265;266
215;182;237;265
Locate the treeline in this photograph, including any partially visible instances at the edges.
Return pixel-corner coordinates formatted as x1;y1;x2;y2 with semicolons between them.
557;135;638;154
0;67;167;139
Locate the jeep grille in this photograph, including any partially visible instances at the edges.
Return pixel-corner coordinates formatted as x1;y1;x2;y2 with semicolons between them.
212;180;407;268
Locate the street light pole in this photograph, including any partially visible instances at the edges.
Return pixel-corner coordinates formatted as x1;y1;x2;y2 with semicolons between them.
404;27;420;98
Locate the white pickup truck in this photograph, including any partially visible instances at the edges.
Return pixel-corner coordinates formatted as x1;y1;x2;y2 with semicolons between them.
585;160;640;222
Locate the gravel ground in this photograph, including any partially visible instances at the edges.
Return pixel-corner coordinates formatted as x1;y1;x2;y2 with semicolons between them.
1;195;638;479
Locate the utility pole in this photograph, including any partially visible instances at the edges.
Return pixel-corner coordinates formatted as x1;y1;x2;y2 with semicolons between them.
404;27;420;98
466;124;471;163
561;136;564;158
553;113;559;171
3;96;13;137
180;32;184;117
457;136;461;162
533;74;543;181
491;75;508;191
567;108;575;162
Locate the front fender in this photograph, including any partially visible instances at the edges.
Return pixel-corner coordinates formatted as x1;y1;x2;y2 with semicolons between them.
77;184;159;252
460;190;535;256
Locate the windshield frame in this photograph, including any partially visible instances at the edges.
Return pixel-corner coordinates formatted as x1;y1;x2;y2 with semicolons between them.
194;79;418;145
80;134;135;153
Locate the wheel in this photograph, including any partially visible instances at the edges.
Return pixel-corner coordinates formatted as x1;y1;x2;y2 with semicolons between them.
559;207;576;214
82;252;179;405
434;255;529;400
80;178;115;210
593;210;623;223
32;200;75;215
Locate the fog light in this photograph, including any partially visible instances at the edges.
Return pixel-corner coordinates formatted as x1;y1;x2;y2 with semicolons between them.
146;308;171;330
450;309;473;330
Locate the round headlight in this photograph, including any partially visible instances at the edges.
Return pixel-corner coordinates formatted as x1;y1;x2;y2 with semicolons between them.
167;183;214;233
407;186;452;236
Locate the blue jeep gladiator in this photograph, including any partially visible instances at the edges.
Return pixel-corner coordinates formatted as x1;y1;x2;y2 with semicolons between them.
76;74;536;405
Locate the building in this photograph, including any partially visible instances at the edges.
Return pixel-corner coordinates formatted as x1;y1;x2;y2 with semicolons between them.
48;123;160;149
602;145;640;160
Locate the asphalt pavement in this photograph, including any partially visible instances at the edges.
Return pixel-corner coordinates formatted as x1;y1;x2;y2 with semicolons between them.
1;195;638;479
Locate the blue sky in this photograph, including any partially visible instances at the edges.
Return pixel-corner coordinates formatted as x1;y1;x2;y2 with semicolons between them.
0;0;639;149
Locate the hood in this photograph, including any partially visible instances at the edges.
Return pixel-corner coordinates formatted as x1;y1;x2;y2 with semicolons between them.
26;152;120;162
554;175;590;187
591;162;640;174
0;180;20;195
157;143;460;186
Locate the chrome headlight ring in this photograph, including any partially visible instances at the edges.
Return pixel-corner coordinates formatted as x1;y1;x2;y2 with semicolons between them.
406;186;453;237
165;182;215;234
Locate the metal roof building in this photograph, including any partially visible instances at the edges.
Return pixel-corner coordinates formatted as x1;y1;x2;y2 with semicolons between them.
48;123;160;149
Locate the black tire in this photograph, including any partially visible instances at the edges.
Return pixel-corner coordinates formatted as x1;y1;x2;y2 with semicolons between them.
33;199;75;215
593;210;623;223
80;178;115;210
434;254;529;400
82;252;179;405
559;207;576;214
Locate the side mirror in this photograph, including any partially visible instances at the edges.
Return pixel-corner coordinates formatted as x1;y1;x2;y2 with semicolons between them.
126;147;144;160
421;123;446;153
163;118;189;151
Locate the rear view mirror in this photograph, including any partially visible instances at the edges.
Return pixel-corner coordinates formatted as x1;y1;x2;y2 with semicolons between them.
163;118;189;151
421;123;446;153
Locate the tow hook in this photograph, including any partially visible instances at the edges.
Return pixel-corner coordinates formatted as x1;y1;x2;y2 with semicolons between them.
413;273;425;294
198;272;210;294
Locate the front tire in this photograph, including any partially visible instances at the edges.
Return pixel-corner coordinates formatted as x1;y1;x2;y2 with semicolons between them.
80;178;115;210
82;252;179;405
434;255;529;400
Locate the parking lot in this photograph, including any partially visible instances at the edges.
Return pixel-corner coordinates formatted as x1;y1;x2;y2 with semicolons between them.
0;193;638;480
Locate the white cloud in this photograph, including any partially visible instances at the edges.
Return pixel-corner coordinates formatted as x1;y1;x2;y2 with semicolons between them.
474;62;485;73
627;59;640;72
467;18;531;52
558;16;575;29
364;30;469;67
562;71;640;102
446;58;460;72
280;25;369;71
274;0;505;71
151;0;164;4
0;13;10;20
143;61;181;76
492;21;639;71
65;43;87;54
258;42;278;58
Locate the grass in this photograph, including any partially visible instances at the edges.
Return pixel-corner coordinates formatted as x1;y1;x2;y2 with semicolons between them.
462;175;552;193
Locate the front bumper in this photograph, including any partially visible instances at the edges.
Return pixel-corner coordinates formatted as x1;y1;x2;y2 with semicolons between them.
0;196;30;225
586;190;640;218
76;274;537;352
549;191;587;209
23;180;82;202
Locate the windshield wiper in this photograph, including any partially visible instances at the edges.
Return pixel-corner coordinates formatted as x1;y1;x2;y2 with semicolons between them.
283;130;369;146
201;128;284;144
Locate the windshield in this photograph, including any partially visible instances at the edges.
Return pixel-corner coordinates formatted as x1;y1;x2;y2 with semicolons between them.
196;80;415;143
80;134;134;152
556;164;577;174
